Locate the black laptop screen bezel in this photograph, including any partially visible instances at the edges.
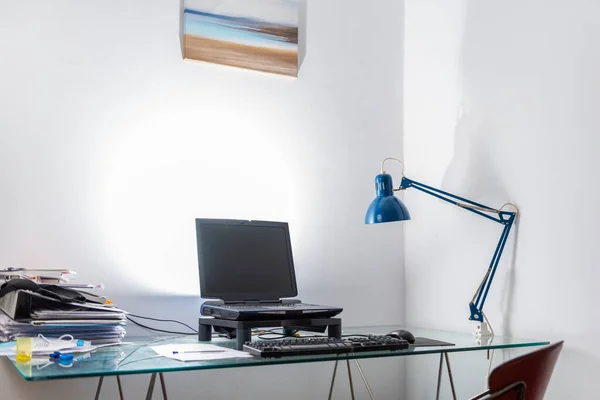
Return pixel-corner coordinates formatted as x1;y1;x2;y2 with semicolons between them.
195;218;298;302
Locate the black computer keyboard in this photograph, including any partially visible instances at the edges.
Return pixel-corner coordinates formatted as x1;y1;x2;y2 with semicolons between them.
243;335;409;357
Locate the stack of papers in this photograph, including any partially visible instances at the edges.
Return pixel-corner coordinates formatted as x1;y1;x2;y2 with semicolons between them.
1;268;74;284
0;269;127;343
0;268;102;289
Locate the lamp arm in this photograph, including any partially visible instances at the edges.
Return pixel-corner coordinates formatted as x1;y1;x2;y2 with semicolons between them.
469;220;514;322
399;177;514;223
398;176;517;322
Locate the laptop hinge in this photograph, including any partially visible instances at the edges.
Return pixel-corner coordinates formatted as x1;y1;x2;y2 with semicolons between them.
280;299;301;305
221;299;301;305
221;300;278;304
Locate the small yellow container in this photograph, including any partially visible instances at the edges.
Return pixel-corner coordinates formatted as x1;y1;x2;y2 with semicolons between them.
15;337;33;362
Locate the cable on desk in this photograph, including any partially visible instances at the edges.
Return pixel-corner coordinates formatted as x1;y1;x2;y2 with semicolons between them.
117;336;181;368
118;355;164;369
128;313;198;333
256;329;335;340
126;316;197;336
256;329;299;340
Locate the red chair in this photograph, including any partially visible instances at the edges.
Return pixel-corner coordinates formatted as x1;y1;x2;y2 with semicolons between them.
469;341;564;400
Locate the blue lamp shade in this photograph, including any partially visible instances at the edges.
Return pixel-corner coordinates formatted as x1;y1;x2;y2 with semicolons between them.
365;173;411;224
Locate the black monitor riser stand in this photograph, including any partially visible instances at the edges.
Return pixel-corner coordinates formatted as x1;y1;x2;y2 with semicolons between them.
198;317;342;350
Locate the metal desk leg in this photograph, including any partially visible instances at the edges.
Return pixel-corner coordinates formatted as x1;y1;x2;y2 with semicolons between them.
328;359;339;400
160;372;168;399
353;359;376;400
444;353;457;400
117;376;124;400
146;373;158;400
94;376;104;400
329;358;376;400
346;359;356;400
436;354;444;400
94;376;124;400
436;352;457;400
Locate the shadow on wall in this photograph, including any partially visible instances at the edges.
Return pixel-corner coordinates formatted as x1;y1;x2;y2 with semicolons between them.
441;104;518;337
441;105;509;205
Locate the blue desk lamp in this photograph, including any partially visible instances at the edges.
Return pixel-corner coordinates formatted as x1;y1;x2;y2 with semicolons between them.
366;158;518;332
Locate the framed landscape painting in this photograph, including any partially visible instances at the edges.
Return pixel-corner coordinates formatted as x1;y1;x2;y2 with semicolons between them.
183;0;300;77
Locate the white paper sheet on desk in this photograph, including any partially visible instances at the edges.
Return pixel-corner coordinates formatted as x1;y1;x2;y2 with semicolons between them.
150;343;252;362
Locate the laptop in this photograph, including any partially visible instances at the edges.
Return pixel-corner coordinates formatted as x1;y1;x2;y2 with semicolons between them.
196;218;343;321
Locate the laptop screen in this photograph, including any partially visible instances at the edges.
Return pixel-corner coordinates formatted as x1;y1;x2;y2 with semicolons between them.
195;219;298;301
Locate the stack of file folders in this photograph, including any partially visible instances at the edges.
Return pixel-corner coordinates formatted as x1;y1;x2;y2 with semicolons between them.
0;275;126;343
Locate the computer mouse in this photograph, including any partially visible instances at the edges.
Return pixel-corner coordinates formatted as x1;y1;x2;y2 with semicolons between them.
386;329;415;344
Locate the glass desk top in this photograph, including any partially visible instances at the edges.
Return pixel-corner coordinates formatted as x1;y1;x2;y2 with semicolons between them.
8;326;549;381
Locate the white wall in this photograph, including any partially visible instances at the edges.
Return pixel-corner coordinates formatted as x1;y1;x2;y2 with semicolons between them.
404;0;600;398
0;0;405;398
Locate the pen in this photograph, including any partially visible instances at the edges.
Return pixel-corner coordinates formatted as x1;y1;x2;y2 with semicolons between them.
172;350;226;354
